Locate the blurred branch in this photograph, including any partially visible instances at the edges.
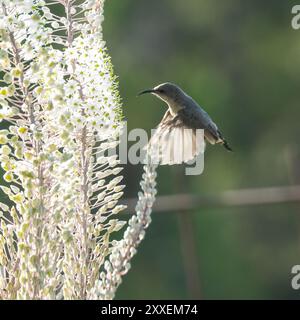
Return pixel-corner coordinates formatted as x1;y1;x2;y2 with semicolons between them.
177;211;202;298
174;167;202;299
123;185;300;213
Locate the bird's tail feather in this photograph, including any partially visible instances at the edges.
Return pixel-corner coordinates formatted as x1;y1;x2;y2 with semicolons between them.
223;140;233;152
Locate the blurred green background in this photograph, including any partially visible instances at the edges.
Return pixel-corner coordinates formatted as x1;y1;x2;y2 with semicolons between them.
102;0;300;299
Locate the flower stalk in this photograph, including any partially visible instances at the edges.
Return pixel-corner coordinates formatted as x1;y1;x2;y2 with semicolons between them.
0;0;158;300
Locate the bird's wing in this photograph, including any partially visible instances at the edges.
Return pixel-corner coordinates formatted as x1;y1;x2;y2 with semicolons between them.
178;106;233;151
147;110;205;165
205;122;221;144
176;107;217;142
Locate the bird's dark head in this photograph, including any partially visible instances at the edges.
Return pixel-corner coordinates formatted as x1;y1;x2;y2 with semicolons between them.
138;82;184;105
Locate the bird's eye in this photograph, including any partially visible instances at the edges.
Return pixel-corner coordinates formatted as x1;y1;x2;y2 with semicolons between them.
159;89;165;93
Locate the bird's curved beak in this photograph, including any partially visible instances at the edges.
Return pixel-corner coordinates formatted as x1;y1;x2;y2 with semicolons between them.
137;89;157;96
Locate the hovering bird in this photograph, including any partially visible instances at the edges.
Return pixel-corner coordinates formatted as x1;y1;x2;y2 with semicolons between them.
138;82;232;165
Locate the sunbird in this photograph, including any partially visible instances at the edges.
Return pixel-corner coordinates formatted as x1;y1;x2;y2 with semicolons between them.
138;82;232;165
